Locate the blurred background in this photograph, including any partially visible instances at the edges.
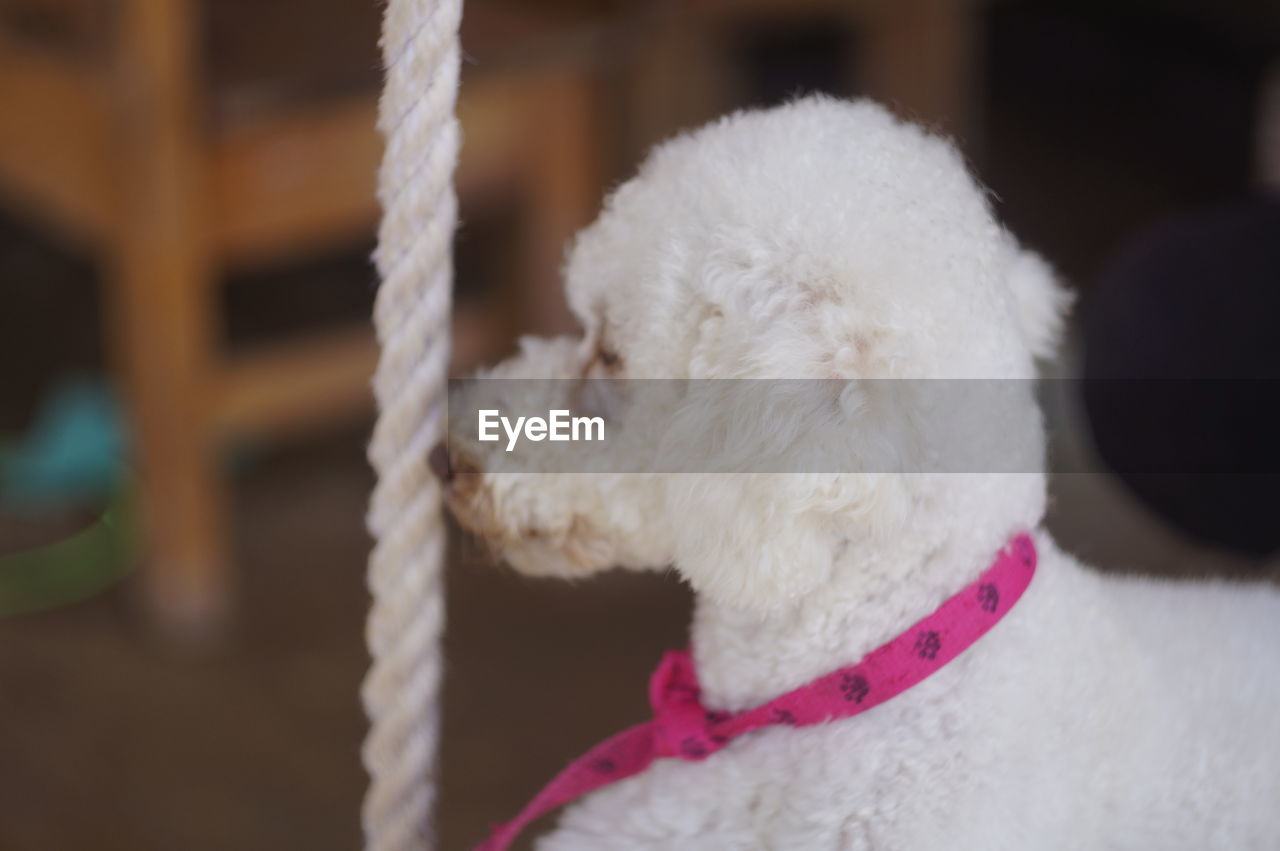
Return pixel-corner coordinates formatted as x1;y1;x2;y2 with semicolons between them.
1;0;1277;848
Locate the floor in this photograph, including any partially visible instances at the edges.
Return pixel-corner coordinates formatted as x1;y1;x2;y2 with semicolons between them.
0;426;692;850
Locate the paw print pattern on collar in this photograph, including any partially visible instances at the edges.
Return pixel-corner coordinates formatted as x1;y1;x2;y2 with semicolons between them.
476;533;1039;851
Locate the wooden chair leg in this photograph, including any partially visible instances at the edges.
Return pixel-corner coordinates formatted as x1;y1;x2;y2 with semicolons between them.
858;0;979;146
107;0;231;639
522;67;602;336
110;274;231;639
624;13;732;168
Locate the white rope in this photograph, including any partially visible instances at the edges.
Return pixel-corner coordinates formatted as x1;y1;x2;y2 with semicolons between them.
363;0;461;848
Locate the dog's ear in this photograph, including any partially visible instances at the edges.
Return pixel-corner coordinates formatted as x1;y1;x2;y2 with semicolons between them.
1002;232;1073;361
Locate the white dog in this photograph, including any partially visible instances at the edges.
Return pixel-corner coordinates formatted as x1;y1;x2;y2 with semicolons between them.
439;97;1280;850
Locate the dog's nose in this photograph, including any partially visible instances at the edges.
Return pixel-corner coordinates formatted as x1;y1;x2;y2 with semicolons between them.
428;442;453;483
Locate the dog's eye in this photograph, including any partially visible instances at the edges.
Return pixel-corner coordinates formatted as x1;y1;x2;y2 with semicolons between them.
599;348;621;368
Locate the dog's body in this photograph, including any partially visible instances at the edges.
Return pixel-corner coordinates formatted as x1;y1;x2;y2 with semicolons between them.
545;535;1280;850
441;97;1280;849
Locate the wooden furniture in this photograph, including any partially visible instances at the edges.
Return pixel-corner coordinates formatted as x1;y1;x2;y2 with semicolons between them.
623;0;982;162
0;0;387;635
0;0;974;635
0;0;605;635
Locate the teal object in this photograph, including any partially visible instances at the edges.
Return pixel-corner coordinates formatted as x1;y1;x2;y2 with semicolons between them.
0;378;135;616
0;379;125;506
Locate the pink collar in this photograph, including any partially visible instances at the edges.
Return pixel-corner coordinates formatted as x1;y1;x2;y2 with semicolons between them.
476;533;1038;851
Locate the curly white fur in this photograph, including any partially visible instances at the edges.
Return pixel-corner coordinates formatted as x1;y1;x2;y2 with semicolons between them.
443;97;1280;849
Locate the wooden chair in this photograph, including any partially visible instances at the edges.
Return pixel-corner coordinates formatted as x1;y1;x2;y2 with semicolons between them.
0;0;604;636
622;0;982;161
0;0;971;635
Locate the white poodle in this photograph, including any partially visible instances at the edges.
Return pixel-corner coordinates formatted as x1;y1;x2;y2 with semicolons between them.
438;97;1280;849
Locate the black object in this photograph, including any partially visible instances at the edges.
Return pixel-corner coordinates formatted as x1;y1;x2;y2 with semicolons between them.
1082;195;1280;557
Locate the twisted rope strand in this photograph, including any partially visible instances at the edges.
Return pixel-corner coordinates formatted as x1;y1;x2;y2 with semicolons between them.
363;0;461;848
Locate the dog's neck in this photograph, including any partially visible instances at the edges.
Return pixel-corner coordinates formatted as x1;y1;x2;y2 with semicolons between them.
689;489;1045;712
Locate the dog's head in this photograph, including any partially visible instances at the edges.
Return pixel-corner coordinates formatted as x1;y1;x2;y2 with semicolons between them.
440;97;1069;610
